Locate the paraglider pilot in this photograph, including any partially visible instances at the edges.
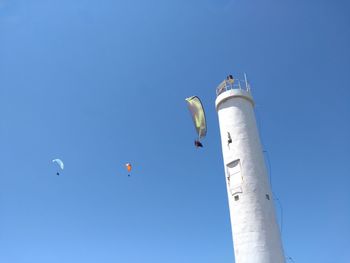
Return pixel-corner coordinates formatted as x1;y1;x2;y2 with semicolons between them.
194;140;203;148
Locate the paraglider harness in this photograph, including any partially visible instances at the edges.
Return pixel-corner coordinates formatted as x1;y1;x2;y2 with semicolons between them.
194;139;203;148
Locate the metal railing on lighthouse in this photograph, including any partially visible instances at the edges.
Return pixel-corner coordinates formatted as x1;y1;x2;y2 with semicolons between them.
216;73;251;96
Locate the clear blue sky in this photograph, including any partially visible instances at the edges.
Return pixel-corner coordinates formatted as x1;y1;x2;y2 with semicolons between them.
1;0;349;262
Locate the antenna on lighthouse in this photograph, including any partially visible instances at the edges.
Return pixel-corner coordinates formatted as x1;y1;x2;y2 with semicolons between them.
244;72;249;91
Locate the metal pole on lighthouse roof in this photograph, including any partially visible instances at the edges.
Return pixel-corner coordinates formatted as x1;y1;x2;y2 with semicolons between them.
215;74;285;263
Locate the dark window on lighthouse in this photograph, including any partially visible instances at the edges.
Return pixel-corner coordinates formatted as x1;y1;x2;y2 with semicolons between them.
234;195;239;201
266;194;270;200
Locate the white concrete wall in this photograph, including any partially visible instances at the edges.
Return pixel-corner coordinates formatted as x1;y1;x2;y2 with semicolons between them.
216;89;285;263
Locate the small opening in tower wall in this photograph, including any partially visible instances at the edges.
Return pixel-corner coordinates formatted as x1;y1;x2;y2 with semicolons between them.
234;195;239;201
266;194;270;200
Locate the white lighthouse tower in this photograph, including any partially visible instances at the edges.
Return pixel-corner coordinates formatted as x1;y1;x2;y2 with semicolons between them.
215;75;285;263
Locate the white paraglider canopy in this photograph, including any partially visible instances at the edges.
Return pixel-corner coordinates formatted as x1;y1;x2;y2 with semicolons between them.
52;159;64;170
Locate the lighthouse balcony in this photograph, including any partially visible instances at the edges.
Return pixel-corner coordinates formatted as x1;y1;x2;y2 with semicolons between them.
216;74;251;96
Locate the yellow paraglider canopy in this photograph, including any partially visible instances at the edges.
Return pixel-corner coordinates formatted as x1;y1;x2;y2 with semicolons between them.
185;96;207;140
